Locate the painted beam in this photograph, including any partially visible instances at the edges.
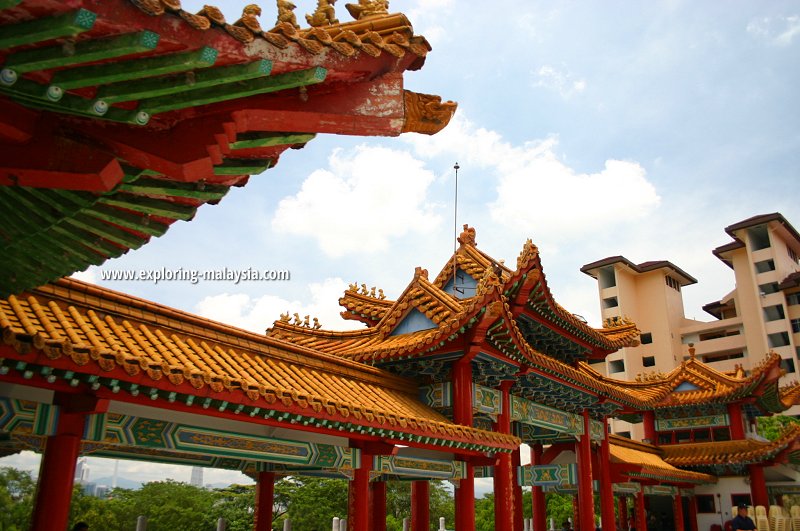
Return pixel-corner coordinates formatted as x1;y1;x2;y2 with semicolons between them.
4;31;159;74
139;66;327;115
212;159;271;176
98;195;197;220
50;46;218;90
97;59;272;104
0;9;96;49
117;177;229;201
88;204;168;237
0;0;23;9
229;132;316;150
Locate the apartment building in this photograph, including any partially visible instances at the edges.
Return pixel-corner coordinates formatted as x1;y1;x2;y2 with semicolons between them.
581;213;800;438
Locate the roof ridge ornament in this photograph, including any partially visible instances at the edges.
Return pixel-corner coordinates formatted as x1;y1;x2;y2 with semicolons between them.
345;0;389;20
457;224;476;247
516;238;539;269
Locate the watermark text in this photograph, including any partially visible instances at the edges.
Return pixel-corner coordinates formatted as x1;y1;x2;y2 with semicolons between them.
99;267;290;285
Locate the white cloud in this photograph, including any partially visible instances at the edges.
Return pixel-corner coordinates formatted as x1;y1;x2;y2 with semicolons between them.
533;64;587;98
194;278;357;333
404;112;660;241
272;145;441;257
70;266;98;284
747;15;800;46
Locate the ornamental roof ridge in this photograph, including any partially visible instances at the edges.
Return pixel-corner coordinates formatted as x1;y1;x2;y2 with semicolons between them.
127;0;430;61
337;282;393;326
662;422;800;467
780;380;800;409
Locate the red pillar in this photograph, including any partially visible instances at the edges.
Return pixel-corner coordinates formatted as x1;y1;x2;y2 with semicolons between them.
453;357;475;531
31;408;87;531
494;381;514;531
576;411;595;531
749;464;768;507
636;489;648;531
727;403;745;440
673;492;685;531
411;481;430;531
371;480;387;531
531;443;547;531
687;495;698;531
572;495;580;530
513;448;524;531
254;471;276;531
599;421;615;531
455;464;475;531
642;410;656;444
618;496;629;530
348;451;372;531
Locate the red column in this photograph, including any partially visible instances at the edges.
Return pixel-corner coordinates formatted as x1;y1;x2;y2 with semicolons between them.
30;408;87;531
576;411;595;531
618;496;629;530
749;464;768;507
727;403;745;440
453;357;475;531
371;480;387;531
572;495;580;530
636;489;648;531
254;471;276;531
688;495;698;531
642;410;656;444
455;464;475;531
673;492;685;531
411;481;430;531
349;452;372;531
494;381;514;531
531;444;546;531
599;421;615;531
513;448;524;531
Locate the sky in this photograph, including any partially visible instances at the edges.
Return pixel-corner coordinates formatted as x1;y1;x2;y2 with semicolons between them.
3;0;799;494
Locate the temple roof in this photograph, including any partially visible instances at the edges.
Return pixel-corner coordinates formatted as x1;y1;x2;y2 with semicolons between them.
0;277;518;453
662;423;800;468
577;348;793;413
274;226;641;364
609;435;717;485
0;0;456;295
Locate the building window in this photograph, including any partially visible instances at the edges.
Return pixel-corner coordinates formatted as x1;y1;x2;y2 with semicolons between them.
768;331;791;348
702;351;744;363
693;428;711;442
713;427;731;441
666;276;681;291
603;296;619;309
616;431;631;439
788;293;800;306
763;304;786;321
599;267;616;288
781;358;796;373
759;282;780;295
640;332;653;344
642;356;656;367
608;359;625;373
696;495;716;513
754;259;776;273
792;319;800;334
748;225;771;250
797;346;800;360
658;433;672;444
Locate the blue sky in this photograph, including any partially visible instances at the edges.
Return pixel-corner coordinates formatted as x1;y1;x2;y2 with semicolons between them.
4;0;799;492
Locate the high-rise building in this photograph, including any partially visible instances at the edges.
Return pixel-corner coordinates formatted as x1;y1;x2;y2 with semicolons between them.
190;466;203;488
582;213;800;438
74;457;89;484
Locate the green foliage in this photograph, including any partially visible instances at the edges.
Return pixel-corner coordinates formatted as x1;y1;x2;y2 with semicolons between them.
274;476;348;529
474;493;495;531
546;492;574;527
0;466;35;530
756;415;800;441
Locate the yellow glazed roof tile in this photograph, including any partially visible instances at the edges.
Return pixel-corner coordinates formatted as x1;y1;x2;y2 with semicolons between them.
0;278;518;452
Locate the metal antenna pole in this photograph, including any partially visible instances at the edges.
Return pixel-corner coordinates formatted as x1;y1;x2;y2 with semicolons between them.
452;162;460;296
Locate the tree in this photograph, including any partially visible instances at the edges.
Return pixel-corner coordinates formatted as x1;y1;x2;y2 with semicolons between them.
274;476;348;529
0;466;35;530
756;415;800;441
212;484;255;531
